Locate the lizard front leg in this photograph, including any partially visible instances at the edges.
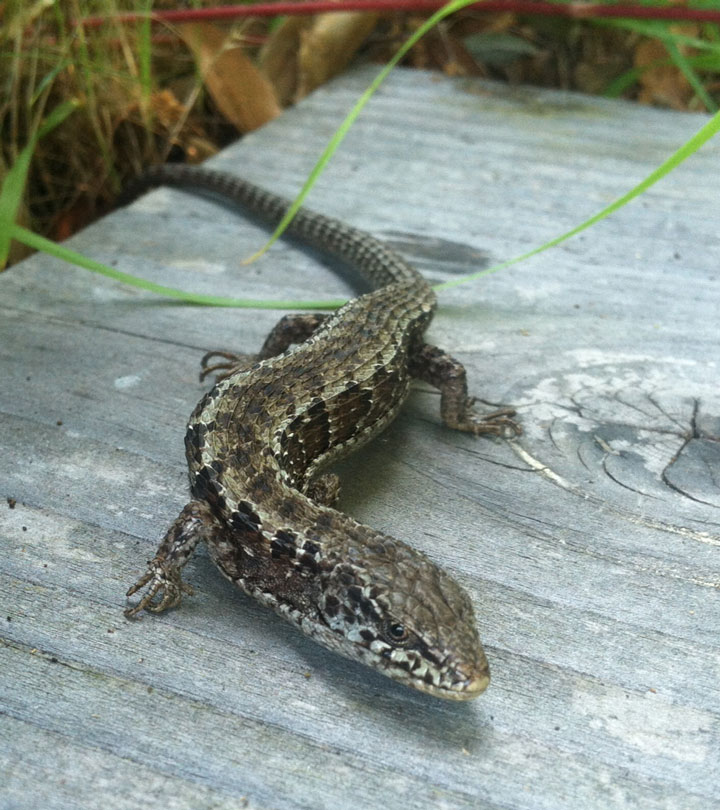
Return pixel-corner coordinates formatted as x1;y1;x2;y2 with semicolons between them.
409;343;520;438
124;500;221;617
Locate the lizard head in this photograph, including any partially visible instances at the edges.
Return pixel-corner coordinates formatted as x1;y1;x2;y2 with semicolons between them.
316;533;489;700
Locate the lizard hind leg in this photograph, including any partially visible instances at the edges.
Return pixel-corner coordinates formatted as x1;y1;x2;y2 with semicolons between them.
409;343;521;438
124;500;221;618
200;313;329;383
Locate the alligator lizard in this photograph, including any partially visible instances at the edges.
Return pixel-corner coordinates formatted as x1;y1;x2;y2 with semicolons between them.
122;165;518;699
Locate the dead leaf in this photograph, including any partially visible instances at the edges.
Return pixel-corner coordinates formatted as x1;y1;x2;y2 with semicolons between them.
148;89;217;160
297;12;378;100
148;88;187;130
178;22;281;133
634;36;693;110
260;16;314;107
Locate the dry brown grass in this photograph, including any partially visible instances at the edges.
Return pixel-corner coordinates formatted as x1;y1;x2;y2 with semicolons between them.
1;1;717;262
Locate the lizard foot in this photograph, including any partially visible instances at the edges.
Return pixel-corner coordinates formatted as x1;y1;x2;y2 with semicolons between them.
448;403;521;439
124;558;194;618
408;344;522;440
199;350;256;383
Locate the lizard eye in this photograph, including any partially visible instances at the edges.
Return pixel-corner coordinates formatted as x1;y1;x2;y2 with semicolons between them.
383;620;411;646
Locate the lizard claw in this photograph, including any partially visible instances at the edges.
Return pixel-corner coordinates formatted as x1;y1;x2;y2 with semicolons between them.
199;350;255;383
452;405;522;439
124;559;193;618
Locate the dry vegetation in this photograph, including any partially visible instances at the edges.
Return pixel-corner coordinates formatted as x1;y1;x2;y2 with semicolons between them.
1;0;718;264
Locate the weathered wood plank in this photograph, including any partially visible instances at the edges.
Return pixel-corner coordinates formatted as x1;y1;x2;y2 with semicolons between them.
1;66;718;809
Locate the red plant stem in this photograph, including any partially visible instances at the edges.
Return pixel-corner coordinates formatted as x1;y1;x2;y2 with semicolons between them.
79;1;720;28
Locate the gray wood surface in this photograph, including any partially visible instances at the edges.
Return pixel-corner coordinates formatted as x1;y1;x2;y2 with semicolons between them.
2;65;719;810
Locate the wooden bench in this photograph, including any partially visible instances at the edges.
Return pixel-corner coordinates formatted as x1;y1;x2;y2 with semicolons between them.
2;65;718;809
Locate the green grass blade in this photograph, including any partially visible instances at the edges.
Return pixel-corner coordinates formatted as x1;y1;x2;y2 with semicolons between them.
606;50;720;99
137;0;153;111
0;100;78;267
245;0;481;262
435;108;720;290
664;37;717;112
599;18;720;56
32;59;72;105
603;66;645;98
10;224;345;310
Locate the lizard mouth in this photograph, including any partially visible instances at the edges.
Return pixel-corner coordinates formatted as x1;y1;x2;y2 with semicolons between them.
450;668;491;699
413;663;491;700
